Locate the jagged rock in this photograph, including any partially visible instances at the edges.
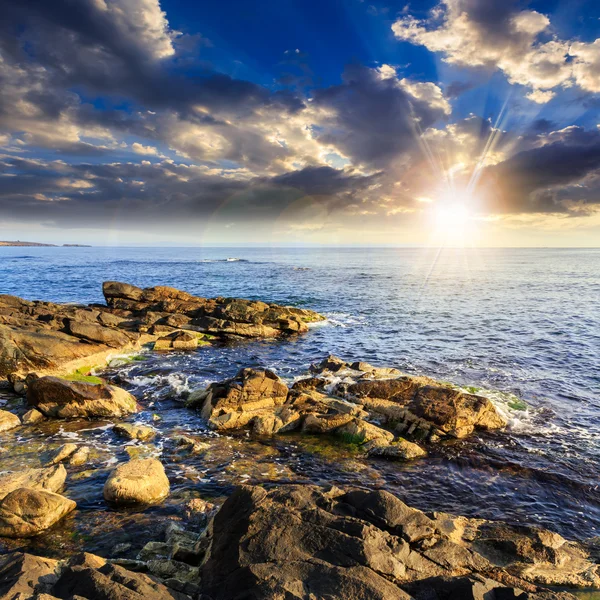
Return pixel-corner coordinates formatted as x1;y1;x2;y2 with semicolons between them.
52;552;192;600
22;408;44;425
0;488;76;537
104;458;170;506
27;376;138;418
44;443;78;465
113;422;157;441
199;368;289;431
199;484;579;600
0;465;67;500
0;409;20;432
0;552;60;598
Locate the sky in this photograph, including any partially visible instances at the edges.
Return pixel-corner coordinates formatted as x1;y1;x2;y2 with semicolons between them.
1;0;600;247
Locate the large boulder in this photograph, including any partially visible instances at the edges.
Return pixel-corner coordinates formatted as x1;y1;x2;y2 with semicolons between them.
0;488;76;537
0;465;67;500
0;409;20;432
27;375;138;418
103;458;170;506
199;484;577;600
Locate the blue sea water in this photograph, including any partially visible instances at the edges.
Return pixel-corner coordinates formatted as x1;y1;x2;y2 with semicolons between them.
1;246;599;549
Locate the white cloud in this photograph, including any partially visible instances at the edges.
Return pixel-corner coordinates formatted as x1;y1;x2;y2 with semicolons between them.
392;0;600;100
131;142;160;155
526;89;556;104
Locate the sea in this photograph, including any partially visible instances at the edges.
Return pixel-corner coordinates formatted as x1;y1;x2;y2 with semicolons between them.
0;246;599;558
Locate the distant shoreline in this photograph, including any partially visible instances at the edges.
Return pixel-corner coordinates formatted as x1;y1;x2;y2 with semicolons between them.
0;241;91;247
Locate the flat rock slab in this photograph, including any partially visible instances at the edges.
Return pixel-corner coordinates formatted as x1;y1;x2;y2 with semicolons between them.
27;375;138;418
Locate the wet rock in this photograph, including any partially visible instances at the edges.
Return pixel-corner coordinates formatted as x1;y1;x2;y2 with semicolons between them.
68;445;91;466
0;408;20;432
0;465;67;500
169;434;210;454
310;354;349;373
336;417;395;444
27;375;138;419
366;437;428;460
113;422;157;442
22;408;45;425
199;484;578;600
103;458;170;506
0;488;76;537
183;498;217;527
44;443;78;465
0;552;59;598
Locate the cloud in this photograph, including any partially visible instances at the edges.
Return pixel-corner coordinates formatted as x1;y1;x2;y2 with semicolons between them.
392;0;600;99
312;64;450;168
482;126;600;214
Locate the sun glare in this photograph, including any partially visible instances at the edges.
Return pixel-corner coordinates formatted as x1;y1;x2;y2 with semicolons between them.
427;191;479;246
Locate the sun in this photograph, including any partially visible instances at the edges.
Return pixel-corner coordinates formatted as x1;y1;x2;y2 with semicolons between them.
426;190;479;246
434;203;471;229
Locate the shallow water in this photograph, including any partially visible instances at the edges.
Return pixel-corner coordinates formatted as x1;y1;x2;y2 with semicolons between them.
0;246;599;558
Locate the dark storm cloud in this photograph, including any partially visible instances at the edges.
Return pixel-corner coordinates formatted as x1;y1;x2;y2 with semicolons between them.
313;65;449;168
0;0;303;122
0;158;378;228
483;127;600;213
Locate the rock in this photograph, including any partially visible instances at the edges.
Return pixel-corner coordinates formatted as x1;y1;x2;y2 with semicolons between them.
0;409;20;432
22;408;44;425
410;385;507;438
67;319;133;348
154;331;198;351
0;488;76;537
199;484;578;600
113;422;157;442
0;324;107;378
68;446;91;466
200;368;289;430
366;437;427;460
52;554;193;600
103;458;170;506
45;443;78;465
0;552;59;599
0;465;67;500
169;435;210;454
27;376;138;418
335;417;395;444
102;281;144;303
301;412;355;433
310;354;350;373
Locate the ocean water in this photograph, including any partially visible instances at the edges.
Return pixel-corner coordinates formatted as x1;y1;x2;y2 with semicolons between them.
0;246;599;556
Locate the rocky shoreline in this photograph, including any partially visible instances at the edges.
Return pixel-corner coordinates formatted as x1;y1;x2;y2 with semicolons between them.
0;283;598;599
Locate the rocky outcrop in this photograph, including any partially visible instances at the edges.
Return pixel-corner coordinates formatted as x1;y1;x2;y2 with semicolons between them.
0;552;60;598
0;465;67;500
190;357;506;458
0;487;76;537
199;484;581;600
0;283;323;379
26;375;138;418
103;458;170;506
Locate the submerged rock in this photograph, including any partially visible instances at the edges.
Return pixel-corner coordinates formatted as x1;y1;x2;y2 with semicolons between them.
26;375;138;418
199;484;579;600
103;458;170;506
0;408;20;432
113;422;157;441
0;487;76;537
0;465;66;500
